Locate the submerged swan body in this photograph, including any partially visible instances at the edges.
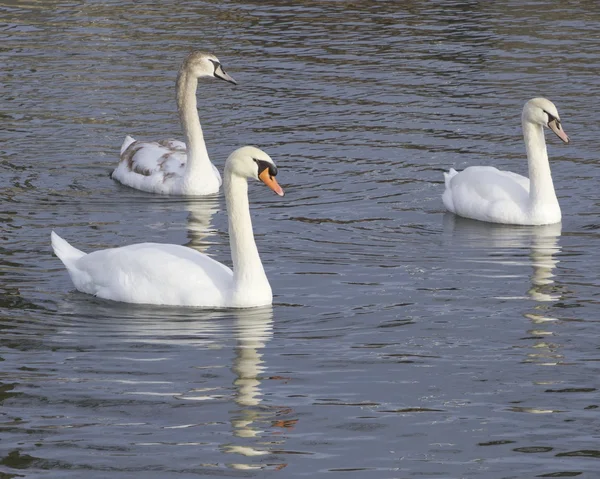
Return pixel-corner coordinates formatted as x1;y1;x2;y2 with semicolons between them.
111;51;237;195
54;147;284;308
442;98;569;225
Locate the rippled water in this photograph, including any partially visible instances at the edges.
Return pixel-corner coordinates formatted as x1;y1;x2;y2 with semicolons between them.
2;1;600;477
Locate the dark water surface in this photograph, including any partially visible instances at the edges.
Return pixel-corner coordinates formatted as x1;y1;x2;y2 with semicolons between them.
2;1;600;477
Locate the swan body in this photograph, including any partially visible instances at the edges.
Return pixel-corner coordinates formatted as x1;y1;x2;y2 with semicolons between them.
54;147;284;308
111;51;237;195
442;98;569;225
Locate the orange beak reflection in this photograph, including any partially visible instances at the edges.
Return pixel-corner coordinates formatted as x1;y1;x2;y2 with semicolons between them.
259;168;284;196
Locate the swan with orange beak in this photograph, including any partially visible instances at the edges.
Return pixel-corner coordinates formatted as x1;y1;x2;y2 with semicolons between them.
52;146;285;308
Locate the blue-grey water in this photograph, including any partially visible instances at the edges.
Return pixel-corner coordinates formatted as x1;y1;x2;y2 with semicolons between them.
2;1;600;477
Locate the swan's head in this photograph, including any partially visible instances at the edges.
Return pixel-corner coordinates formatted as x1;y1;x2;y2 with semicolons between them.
226;146;284;196
523;98;569;144
181;51;237;85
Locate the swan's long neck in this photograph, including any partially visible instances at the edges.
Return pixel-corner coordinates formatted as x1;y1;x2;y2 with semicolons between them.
176;71;213;181
225;173;270;298
523;120;558;211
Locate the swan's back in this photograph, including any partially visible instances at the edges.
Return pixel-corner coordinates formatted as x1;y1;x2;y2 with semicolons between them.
112;137;222;195
443;166;530;224
52;233;234;307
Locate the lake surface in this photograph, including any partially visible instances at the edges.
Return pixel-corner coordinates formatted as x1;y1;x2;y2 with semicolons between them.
2;1;600;477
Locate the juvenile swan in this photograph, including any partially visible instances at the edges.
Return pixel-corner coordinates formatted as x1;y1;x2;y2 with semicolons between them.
111;51;237;195
442;98;569;225
54;147;284;308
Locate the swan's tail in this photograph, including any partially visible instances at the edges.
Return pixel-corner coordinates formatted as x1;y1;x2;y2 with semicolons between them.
51;231;86;267
120;135;136;156
443;168;458;188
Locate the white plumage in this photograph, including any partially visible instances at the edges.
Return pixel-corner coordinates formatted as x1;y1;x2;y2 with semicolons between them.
52;234;233;306
442;98;570;225
54;147;285;308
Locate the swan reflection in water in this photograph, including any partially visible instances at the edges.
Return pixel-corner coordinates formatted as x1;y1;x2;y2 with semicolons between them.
443;214;564;366
54;300;290;471
222;306;290;472
443;214;562;303
180;198;291;468
183;195;220;254
524;223;562;303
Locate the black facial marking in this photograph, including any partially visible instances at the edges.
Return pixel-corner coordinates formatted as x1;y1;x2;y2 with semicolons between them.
208;58;235;84
208;59;220;74
543;109;560;127
254;159;278;178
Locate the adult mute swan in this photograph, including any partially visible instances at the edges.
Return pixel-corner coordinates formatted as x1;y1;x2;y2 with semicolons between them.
111;51;237;195
53;147;284;308
442;98;569;225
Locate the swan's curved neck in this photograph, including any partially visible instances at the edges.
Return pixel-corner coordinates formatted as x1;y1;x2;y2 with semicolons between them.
523;120;558;210
176;71;213;179
225;173;270;296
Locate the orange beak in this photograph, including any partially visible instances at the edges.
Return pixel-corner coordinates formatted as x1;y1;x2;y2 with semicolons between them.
259;168;284;196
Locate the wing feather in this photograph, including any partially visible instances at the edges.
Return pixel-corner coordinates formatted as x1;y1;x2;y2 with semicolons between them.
72;242;234;307
111;136;221;195
443;166;530;223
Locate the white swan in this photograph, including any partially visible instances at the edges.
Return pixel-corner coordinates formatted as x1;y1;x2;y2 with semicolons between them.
442;98;570;225
111;51;237;195
53;147;284;308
